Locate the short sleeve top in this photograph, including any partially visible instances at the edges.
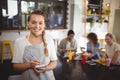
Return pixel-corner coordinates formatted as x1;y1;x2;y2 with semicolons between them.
12;34;57;63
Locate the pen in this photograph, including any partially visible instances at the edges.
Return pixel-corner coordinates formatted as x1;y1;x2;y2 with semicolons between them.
30;52;37;59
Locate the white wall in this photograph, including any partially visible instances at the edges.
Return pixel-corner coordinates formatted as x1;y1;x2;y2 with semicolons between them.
113;9;120;44
72;0;85;37
109;0;120;33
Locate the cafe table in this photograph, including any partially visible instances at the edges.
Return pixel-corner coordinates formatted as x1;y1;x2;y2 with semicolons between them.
85;59;120;80
54;55;87;80
6;56;120;80
54;54;120;80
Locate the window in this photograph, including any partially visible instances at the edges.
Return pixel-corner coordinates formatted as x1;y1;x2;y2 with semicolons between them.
0;0;68;30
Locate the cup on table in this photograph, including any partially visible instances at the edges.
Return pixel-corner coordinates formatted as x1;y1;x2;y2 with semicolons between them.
106;58;111;66
82;54;87;64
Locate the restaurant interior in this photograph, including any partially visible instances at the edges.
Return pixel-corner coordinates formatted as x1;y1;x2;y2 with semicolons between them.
0;0;120;80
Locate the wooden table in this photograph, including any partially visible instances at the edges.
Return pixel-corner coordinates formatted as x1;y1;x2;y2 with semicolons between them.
54;56;120;80
4;58;120;80
85;59;120;80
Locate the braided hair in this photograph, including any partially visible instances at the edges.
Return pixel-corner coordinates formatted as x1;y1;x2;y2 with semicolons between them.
42;31;49;56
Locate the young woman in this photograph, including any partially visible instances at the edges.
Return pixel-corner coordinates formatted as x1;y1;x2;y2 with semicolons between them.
87;32;100;59
105;33;120;64
12;10;57;80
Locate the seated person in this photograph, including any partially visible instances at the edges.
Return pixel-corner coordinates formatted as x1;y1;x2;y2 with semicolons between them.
86;32;101;59
104;33;120;65
58;30;77;58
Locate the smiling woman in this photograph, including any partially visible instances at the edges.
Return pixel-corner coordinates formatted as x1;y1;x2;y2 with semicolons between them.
12;10;58;80
27;10;46;36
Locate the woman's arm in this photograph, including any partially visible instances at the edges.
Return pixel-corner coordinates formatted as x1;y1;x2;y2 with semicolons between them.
13;59;41;71
45;60;57;70
111;51;120;64
13;63;31;71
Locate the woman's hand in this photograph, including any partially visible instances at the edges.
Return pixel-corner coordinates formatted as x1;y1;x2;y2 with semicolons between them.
34;66;46;73
62;49;67;53
30;60;46;73
87;53;94;58
101;53;107;58
33;60;57;73
29;59;41;68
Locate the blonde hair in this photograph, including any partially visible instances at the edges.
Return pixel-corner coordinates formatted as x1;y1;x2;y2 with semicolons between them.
105;33;116;42
28;10;46;22
42;31;49;56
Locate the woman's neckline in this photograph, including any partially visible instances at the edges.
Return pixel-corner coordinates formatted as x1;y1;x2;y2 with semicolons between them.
26;34;43;46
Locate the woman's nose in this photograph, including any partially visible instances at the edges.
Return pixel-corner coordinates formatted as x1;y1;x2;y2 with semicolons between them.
35;23;40;28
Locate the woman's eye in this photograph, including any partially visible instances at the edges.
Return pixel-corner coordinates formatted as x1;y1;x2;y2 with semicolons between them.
30;21;44;25
31;21;36;24
39;21;44;25
39;22;42;25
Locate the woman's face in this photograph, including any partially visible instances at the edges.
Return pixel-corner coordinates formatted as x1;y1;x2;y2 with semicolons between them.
28;14;45;37
88;38;93;43
68;34;74;41
105;36;113;45
88;38;92;42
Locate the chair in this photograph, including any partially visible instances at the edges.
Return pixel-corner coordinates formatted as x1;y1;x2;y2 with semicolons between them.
1;40;13;63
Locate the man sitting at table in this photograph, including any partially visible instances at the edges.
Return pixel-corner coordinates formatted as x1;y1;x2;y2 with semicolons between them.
57;30;77;58
104;33;120;65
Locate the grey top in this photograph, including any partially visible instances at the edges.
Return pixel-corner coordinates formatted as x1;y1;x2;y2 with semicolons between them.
22;43;55;80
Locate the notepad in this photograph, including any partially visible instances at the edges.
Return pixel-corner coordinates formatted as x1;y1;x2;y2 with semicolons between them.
35;64;46;69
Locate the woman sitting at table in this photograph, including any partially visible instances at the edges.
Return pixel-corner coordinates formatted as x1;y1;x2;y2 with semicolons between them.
86;32;101;60
58;30;77;58
104;33;120;65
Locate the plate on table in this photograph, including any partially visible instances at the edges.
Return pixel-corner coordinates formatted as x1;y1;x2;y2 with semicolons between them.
86;60;96;65
74;53;82;60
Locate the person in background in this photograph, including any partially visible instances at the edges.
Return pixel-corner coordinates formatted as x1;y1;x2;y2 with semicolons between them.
58;30;77;58
86;32;101;59
12;10;57;80
104;33;120;64
57;30;77;80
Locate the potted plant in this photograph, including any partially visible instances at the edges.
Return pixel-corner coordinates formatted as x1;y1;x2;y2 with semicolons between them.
98;16;105;24
87;17;95;28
